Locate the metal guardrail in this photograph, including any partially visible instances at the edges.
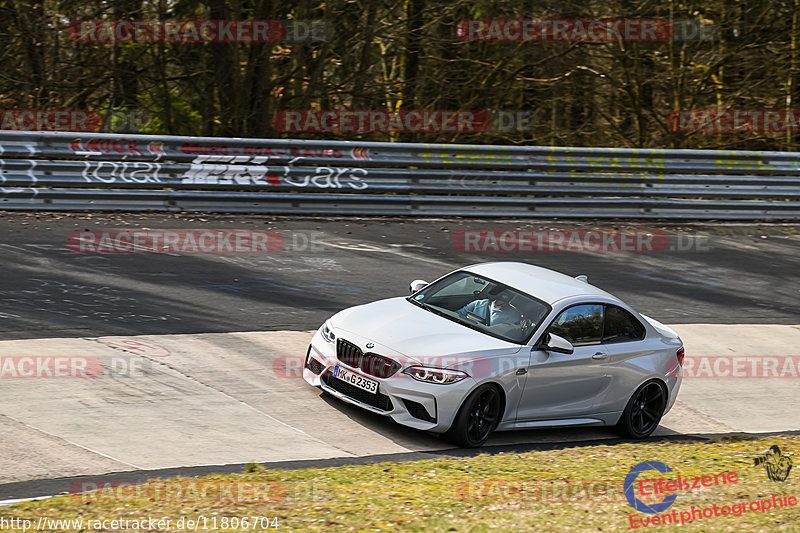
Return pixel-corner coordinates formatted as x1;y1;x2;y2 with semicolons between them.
1;130;800;218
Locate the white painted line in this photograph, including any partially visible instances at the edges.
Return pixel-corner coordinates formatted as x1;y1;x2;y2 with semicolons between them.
2;413;143;470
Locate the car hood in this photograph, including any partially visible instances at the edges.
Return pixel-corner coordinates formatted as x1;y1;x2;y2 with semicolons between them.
330;297;522;364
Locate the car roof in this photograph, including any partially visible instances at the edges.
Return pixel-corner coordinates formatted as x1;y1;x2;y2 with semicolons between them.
462;261;617;305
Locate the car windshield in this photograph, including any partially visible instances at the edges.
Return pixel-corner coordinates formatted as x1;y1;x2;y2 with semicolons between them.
407;271;551;344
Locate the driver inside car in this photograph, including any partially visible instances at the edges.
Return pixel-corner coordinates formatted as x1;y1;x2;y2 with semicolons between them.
456;292;522;327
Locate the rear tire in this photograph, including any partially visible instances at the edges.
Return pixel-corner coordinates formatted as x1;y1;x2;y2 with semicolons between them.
445;384;501;448
616;380;667;438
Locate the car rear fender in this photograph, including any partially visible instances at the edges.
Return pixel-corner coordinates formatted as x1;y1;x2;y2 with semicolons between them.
639;313;679;339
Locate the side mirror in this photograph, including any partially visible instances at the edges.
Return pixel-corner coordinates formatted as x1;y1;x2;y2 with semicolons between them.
539;333;574;355
409;279;428;293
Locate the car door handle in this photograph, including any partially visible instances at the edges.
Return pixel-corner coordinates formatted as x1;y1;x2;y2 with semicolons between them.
516;368;527;375
592;352;608;360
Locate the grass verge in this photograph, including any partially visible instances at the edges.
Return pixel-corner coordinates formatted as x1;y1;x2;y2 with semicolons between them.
1;435;799;532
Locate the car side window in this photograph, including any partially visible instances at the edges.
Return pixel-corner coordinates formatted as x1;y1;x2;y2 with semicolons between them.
548;304;603;346
602;305;646;343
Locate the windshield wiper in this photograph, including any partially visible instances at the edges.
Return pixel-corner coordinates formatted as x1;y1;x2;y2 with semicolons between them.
408;298;452;318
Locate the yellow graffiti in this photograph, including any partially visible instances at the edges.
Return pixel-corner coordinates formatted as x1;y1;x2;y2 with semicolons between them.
716;151;777;170
421;147;512;165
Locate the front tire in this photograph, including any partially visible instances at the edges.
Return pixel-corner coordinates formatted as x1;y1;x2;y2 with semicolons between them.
445;384;501;448
616;380;667;438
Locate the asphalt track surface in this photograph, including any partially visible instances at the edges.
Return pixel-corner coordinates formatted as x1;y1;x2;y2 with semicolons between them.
1;212;799;340
1;325;798;502
1;212;799;501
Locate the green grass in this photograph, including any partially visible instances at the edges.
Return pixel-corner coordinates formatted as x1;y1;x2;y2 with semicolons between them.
2;435;800;532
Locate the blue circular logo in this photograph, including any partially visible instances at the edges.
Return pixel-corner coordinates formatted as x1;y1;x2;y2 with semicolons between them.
365;343;374;349
624;461;677;514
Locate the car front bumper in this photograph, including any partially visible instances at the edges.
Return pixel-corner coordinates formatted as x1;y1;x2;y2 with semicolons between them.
302;328;476;434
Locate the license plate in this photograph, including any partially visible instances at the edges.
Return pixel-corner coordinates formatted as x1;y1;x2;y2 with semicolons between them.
333;365;378;394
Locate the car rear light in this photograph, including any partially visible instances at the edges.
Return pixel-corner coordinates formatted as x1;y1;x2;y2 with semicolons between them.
676;347;685;367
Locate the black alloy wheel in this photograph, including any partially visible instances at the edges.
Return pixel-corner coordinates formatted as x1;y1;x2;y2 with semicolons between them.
446;384;502;447
617;380;667;438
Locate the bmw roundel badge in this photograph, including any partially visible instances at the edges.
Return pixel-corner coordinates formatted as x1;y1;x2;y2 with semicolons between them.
366;342;375;349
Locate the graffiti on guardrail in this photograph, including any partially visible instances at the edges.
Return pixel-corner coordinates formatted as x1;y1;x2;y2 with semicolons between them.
3;131;800;218
80;161;164;183
546;152;667;169
180;142;349;159
419;148;672;168
421;147;514;165
72;156;370;188
67;137;367;162
180;157;369;189
69;137;166;157
714;152;777;171
281;167;368;189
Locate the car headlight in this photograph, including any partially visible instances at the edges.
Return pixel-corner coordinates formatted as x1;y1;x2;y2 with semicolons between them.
403;365;469;385
320;322;336;343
